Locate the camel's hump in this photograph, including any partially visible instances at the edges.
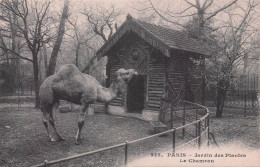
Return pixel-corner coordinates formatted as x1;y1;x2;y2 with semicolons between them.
55;64;81;79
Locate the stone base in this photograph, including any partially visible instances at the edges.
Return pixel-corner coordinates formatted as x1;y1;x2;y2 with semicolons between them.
107;105;159;122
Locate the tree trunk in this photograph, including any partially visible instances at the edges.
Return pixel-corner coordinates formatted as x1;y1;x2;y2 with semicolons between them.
82;55;96;73
38;50;43;83
46;1;68;77
216;79;228;118
32;53;40;108
9;10;19;93
75;44;80;67
43;43;48;78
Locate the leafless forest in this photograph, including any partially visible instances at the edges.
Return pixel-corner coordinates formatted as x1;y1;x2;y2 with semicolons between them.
0;0;260;166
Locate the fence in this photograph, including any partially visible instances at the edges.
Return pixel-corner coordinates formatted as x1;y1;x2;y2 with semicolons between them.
0;87;35;97
31;100;210;167
205;74;259;116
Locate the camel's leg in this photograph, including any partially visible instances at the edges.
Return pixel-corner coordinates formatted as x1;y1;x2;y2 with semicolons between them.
42;107;53;141
75;103;89;145
49;102;65;141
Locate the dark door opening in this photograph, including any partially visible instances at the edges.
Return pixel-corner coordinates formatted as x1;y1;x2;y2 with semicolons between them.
127;75;145;113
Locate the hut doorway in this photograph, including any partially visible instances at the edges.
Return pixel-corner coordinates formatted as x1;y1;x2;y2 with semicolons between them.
127;75;146;113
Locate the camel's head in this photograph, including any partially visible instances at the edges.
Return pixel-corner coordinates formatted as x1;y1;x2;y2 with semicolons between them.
115;68;138;83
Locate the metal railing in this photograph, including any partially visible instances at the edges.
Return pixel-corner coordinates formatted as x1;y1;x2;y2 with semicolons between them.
31;100;210;167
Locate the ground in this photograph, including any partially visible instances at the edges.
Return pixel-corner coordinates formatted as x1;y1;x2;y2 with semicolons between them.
0;96;259;167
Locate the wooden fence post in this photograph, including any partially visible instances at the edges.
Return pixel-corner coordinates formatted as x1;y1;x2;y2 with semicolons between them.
244;75;247;117
207;116;210;148
171;105;173;129
182;102;186;140
172;128;176;153
195;105;198;136
44;160;48;167
252;74;256;108
205;117;207;130
198;120;201;149
124;142;128;167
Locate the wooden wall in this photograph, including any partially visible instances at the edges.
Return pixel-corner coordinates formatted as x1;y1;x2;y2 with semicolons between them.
167;51;204;105
107;33;150;108
106;32;165;111
106;32;204;112
147;50;164;111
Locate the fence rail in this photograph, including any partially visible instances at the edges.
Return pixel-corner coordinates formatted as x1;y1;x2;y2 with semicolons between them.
31;100;210;167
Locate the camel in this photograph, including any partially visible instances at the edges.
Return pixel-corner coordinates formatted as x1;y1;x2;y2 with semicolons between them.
39;64;138;144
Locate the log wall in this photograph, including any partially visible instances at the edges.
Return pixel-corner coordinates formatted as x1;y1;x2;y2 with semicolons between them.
106;33;165;111
167;52;203;105
147;51;164;111
106;32;204;112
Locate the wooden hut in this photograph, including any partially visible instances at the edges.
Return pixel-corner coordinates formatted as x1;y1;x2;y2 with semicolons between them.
96;15;209;121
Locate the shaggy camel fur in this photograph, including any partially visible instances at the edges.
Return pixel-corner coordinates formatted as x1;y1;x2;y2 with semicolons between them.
39;64;138;144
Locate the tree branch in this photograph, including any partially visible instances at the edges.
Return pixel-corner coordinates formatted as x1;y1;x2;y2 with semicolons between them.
0;45;33;62
206;0;238;21
148;0;185;28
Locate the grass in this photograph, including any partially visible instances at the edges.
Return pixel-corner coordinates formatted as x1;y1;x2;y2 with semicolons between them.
209;112;260;149
0;96;259;166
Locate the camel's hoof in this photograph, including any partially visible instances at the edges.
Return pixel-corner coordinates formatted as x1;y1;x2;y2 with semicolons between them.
58;137;66;141
75;138;84;145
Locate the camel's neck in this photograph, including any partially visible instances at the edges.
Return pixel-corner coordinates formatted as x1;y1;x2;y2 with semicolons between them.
96;80;126;103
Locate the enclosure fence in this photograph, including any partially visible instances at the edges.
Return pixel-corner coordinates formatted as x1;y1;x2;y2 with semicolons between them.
205;74;259;116
31;100;210;167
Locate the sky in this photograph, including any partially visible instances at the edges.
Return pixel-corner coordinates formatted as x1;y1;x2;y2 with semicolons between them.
48;0;260;29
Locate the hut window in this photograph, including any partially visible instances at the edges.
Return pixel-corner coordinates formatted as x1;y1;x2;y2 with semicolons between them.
131;48;141;62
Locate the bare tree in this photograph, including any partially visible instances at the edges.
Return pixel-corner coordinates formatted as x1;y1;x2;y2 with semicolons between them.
81;4;121;74
66;16;96;69
136;0;237;31
82;4;120;42
0;0;53;107
46;0;69;77
205;0;259;117
0;0;69;108
136;0;260;117
0;0;22;92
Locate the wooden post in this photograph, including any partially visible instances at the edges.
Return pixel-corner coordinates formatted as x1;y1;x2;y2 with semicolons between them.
44;160;49;167
172;128;176;153
17;87;20;111
248;74;250;109
124;142;128;166
105;78;109;114
182;102;186;140
257;74;259;91
244;75;247;117
207;116;210;148
198;120;201;149
205;117;207;129
253;74;256;108
195;105;198;136
201;58;206;105
171;105;173;129
105;61;110;114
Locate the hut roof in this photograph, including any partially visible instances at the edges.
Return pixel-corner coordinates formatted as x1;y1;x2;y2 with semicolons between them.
97;14;209;58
